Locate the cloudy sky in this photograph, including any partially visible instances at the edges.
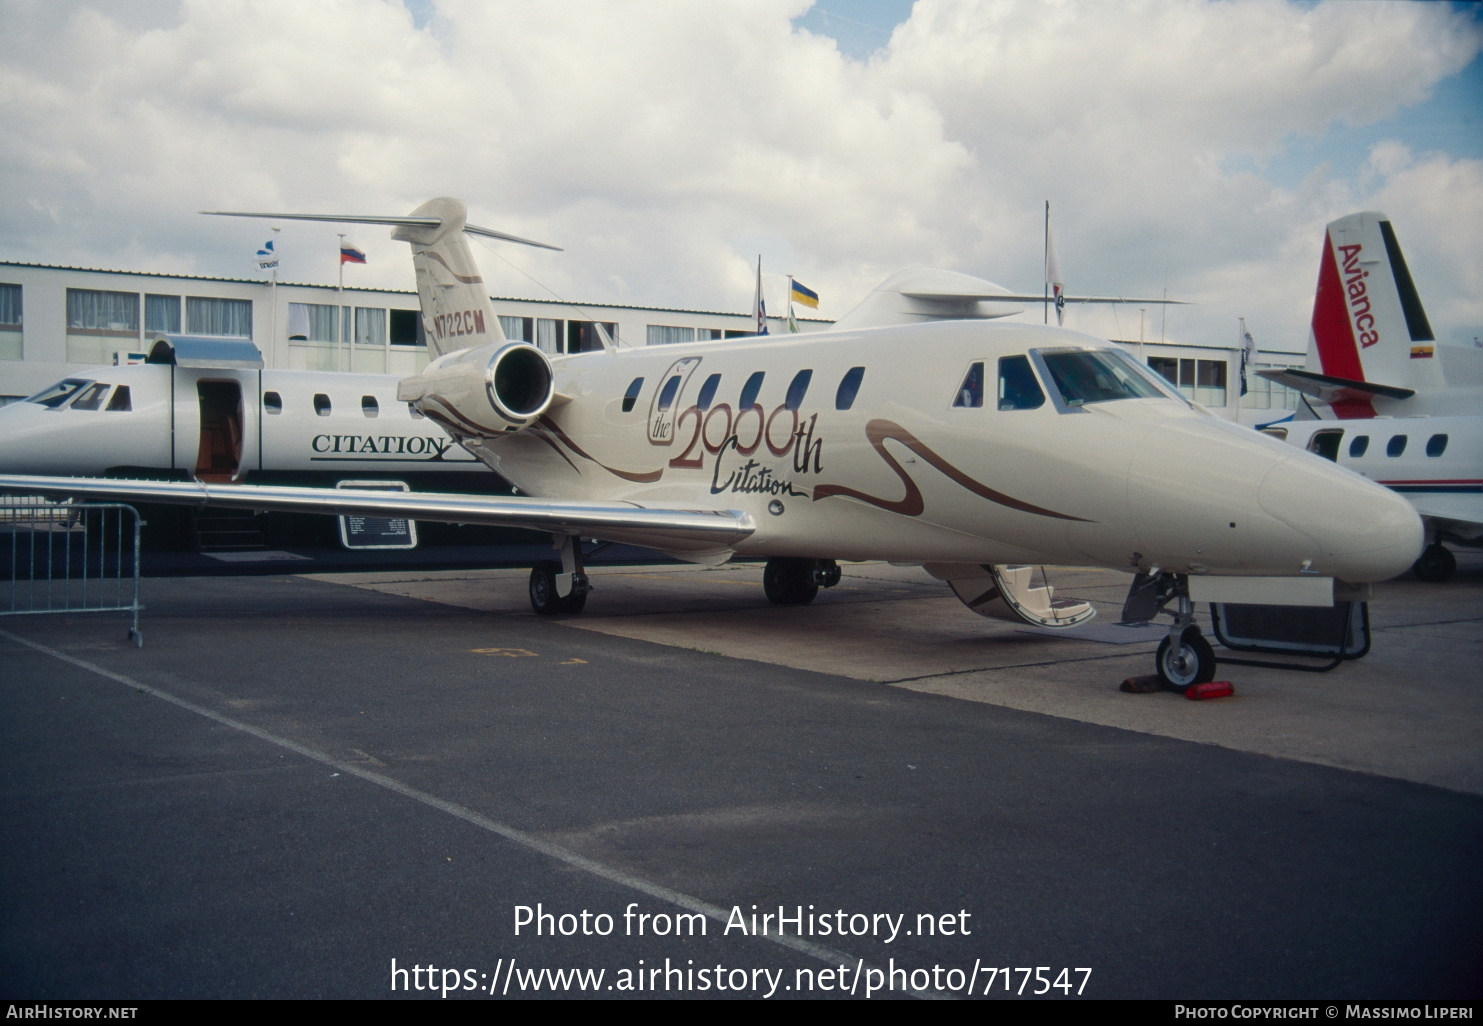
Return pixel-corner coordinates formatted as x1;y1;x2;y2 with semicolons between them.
2;0;1479;354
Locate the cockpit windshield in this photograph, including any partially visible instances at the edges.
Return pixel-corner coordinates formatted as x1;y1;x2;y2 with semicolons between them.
26;378;91;408
1036;349;1170;407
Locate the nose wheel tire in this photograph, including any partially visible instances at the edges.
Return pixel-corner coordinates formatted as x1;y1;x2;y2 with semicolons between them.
529;560;587;615
1156;626;1216;691
1413;543;1456;583
763;557;820;605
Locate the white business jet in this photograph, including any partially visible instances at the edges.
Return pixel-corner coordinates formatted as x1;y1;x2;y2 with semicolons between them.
0;198;1422;688
0;341;482;485
1258;212;1481;582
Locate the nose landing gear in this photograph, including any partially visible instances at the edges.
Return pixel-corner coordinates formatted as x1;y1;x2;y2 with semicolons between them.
1122;571;1217;691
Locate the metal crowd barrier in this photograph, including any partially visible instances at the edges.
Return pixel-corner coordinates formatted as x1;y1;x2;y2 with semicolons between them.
1;500;143;647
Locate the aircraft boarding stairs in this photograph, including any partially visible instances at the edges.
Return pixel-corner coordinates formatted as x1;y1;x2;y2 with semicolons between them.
925;563;1096;629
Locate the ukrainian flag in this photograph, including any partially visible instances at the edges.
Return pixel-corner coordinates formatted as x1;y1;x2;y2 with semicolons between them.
790;280;819;309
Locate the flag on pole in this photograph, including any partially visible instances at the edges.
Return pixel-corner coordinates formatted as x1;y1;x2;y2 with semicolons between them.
1045;204;1065;327
753;256;768;335
1239;318;1256;396
340;244;367;265
790;279;819;309
255;233;279;272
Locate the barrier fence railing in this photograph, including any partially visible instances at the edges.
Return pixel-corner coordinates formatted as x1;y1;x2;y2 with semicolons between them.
1;500;143;647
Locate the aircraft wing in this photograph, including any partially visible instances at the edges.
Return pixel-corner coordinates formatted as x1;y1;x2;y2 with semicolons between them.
0;475;755;556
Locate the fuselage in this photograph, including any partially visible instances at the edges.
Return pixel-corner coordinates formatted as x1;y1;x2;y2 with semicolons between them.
459;321;1420;582
1268;415;1482;545
0;363;484;486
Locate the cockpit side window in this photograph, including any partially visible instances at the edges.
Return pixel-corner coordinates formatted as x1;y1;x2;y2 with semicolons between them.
739;371;766;409
656;374;683;413
696;373;721;411
106;386;132;412
69;383;112;411
1039;349;1165;407
997;356;1045;410
953;363;984;408
835;366;865;410
621;377;644;413
27;378;89;408
784;369;812;411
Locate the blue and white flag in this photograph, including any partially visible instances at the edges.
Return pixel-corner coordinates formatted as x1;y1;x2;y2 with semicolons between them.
255;234;279;272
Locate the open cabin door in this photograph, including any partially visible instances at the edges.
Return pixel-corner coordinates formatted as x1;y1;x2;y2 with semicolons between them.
195;380;244;482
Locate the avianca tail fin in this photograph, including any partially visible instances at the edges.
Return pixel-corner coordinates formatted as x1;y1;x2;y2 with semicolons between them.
203;198;560;361
1305;211;1435;418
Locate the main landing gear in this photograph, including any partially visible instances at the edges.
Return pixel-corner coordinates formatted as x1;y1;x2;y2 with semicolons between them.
1412;542;1457;583
763;558;841;606
529;535;596;615
1122;571;1217;691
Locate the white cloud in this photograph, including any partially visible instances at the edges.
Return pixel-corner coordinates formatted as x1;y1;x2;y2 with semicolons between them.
0;0;1478;351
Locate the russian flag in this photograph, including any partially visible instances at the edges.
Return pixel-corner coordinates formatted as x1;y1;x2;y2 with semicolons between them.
340;244;367;265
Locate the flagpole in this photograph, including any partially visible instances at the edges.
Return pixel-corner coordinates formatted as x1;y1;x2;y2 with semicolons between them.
268;227;279;370
1043;200;1050;325
336;233;345;373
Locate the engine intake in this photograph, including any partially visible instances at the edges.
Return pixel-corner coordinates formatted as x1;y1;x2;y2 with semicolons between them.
398;341;555;437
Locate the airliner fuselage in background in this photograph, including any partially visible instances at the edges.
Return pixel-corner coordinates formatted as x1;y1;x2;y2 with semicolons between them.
1259;211;1482;582
0;198;1423;689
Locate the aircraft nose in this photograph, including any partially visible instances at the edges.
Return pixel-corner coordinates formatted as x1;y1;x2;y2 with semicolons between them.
1257;455;1423;582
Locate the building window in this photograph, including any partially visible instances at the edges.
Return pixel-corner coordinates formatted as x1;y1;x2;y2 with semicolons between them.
391;309;424;346
498;315;532;343
536;318;562;355
187;296;252;337
353;307;386;346
67;289;139;335
0;283;20;361
0;283;21;328
288;303;337;342
567;320;616;353
1147;355;1227;407
648;325;695;346
145;294;181;334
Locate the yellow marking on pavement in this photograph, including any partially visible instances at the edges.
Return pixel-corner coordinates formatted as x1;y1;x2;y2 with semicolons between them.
469;647;538;657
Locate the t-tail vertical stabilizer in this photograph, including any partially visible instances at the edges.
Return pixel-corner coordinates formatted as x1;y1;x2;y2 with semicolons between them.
202;199;562;361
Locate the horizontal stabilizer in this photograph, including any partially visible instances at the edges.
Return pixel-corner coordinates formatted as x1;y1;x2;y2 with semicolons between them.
202;210;562;251
0;475;753;553
1256;367;1415;404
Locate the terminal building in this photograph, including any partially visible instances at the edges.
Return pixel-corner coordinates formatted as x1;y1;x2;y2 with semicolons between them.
0;262;1304;424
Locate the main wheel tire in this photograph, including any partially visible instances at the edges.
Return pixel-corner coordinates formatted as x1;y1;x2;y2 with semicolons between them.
530;561;587;615
1413;543;1457;583
763;557;819;605
1156;626;1217;691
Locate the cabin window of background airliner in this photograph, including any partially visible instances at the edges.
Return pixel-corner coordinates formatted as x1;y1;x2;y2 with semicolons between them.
656;375;683;412
953;363;985;408
1427;434;1448;457
27;379;88;408
836;366;865;410
1387;435;1407;457
314;393;331;417
740;371;766;409
69;382;111;411
1040;349;1164;407
998;356;1045;410
263;392;283;414
697;373;722;411
1349;435;1369;458
106;386;130;412
622;377;644;413
362;396;379;418
785;370;812;411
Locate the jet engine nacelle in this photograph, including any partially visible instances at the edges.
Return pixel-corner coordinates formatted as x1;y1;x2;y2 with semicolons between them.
397;342;555;437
